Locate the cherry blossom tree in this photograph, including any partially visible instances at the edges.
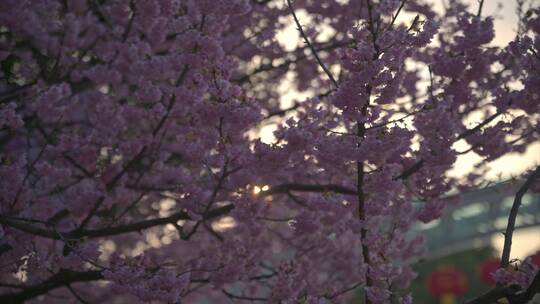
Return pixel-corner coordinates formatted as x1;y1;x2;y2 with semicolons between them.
0;0;539;303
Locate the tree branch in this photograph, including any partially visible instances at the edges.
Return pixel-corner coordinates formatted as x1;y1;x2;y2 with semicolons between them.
261;183;357;196
0;270;103;304
222;289;268;302
386;0;407;31
456;111;502;140
0;204;234;240
477;0;485;17
500;165;540;269
286;0;339;88
235;40;349;84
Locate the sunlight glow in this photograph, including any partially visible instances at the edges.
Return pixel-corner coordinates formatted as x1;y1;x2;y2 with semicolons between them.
212;216;237;232
253;185;270;195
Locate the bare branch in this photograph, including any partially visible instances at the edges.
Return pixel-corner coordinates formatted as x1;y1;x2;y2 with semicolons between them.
477;0;485;17
261;183;357;196
0;204;234;240
456;111;502;140
222;289;268;302
235;41;349;84
386;0;408;32
263;102;300;120
393;159;425;180
0;270;103;304
500;165;540;269
65;284;91;304
286;0;339;88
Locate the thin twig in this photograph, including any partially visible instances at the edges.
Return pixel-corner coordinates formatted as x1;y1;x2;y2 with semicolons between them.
465;273;540;304
365;107;425;130
0;270;103;303
222;289;268;302
65;284;91;304
386;0;407;31
365;0;380;55
77;197;104;231
477;0;485;17
235;40;349;84
11;116;64;208
54;228;107;270
327;282;363;299
286;0;339;88
0;204;234;240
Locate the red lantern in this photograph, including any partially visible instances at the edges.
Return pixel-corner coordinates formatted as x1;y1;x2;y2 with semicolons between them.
530;250;540;267
427;265;469;298
479;257;500;286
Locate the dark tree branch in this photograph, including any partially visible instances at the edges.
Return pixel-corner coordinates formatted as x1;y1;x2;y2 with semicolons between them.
286;0;339;88
78;203;233;238
393;159;425;180
261;183;357;196
365;106;425;131
105;147;147;191
235;41;349;84
0;204;234;240
477;0;485;17
456;111;502;140
11;116;63;208
365;0;381;55
386;0;407;31
500;165;540;269
326;281;363;299
0;270;103;304
121;0;136;42
77;197;104;231
264;102;300;120
222;289;268;302
66;284;91;304
0;243;13;256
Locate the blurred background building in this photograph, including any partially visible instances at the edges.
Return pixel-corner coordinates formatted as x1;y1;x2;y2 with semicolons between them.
409;181;540;303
